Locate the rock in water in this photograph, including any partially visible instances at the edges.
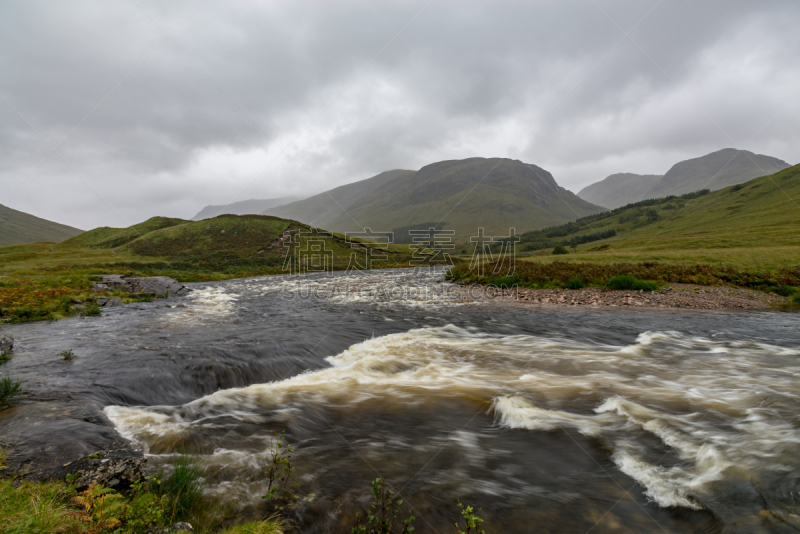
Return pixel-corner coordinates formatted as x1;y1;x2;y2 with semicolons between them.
0;334;12;353
92;275;191;297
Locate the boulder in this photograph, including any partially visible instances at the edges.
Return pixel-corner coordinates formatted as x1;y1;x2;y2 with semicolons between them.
0;334;12;353
105;297;125;308
96;297;110;306
92;275;191;298
20;449;145;491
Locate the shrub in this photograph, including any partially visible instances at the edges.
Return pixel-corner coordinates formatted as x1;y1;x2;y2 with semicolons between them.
262;431;294;501
552;245;568;255
0;350;10;364
566;277;585;289
60;349;74;361
0;373;22;408
351;478;415;534
455;501;485;534
161;452;205;519
775;285;797;297
487;274;519;288
607;275;657;291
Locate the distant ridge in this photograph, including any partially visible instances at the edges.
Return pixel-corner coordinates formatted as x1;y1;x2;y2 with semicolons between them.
578;149;791;209
266;158;605;241
0;204;83;247
192;195;304;220
578;173;663;209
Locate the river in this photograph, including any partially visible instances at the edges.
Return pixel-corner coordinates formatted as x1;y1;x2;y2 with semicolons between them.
3;268;800;533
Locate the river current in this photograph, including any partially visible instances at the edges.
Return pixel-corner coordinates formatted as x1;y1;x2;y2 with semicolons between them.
4;268;800;533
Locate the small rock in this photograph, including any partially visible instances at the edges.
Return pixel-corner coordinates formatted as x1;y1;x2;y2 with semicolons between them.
96;297;110;306
0;334;13;353
71;304;86;310
147;523;197;534
105;297;125;308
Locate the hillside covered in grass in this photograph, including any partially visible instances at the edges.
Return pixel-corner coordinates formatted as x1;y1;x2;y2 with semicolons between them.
1;213;412;323
266;158;605;242
0;204;83;247
578;148;791;209
451;163;800;292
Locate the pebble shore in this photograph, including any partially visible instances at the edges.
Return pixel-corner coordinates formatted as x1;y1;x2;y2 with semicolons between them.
492;283;785;310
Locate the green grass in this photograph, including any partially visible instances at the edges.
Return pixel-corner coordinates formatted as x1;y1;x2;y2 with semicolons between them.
606;275;657;291
1;214;416;323
512;163;800;272
0;204;83;247
0;373;22;408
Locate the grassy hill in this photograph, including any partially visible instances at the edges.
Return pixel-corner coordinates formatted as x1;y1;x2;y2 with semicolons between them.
450;164;800;290
578;149;791;209
1;214;412;323
191;195;304;220
268;158;605;243
577;173;662;209
0;204;83;247
265;169;414;228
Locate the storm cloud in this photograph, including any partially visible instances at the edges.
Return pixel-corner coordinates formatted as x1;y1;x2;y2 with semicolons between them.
1;0;798;229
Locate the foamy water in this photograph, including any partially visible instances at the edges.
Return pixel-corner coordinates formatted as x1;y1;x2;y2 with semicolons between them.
106;325;800;519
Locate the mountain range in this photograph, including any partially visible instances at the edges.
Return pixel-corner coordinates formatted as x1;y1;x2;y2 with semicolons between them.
191;195;304;220
265;158;604;242
0;204;83;247
578;148;790;209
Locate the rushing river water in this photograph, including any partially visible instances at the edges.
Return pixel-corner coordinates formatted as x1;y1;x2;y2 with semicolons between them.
3;268;800;533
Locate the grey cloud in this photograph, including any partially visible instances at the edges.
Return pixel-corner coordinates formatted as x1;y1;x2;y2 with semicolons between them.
1;0;798;229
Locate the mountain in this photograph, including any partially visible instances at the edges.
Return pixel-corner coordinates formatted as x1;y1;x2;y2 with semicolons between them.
266;158;605;242
578;149;791;208
647;148;790;198
191;196;305;220
578;173;663;209
265;169;414;228
517;163;800;267
0;204;83;247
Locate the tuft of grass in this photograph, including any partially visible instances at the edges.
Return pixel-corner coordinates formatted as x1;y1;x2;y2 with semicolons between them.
161;452;205;520
59;350;74;361
219;519;286;534
606;275;657;291
0;349;11;364
0;373;22;409
565;277;585;289
486;274;519;289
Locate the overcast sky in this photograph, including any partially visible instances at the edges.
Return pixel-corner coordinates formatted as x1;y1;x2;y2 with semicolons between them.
1;1;799;229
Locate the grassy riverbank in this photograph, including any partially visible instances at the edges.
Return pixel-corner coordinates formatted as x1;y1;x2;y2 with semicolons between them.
0;214;416;324
0;451;283;534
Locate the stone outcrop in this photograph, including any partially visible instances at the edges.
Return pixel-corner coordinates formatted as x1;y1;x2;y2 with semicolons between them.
92;275;191;298
0;334;12;353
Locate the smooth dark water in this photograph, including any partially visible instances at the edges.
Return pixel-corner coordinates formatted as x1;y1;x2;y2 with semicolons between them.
3;268;800;533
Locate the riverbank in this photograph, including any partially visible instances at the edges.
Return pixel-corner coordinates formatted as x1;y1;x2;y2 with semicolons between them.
488;283;787;310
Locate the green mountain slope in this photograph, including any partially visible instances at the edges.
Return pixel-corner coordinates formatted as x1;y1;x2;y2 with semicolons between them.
64;216;188;248
577;149;791;209
577;173;663;209
517;163;800;270
648;148;790;198
191;195;304;220
0;204;83;247
268;158;605;242
264;169;414;228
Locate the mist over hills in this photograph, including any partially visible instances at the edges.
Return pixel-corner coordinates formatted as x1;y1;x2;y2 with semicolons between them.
265;158;604;242
0;204;83;247
579;148;790;209
191;195;305;220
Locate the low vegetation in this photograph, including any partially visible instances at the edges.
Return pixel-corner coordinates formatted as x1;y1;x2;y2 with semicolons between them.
0;373;22;409
448;259;800;294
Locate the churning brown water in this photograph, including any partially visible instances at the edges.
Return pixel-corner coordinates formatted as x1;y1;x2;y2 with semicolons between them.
6;268;800;532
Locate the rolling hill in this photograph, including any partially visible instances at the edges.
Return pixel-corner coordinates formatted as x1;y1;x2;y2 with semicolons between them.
191;195;304;220
0;204;83;247
578;149;791;209
266;158;605;242
516;162;800;270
